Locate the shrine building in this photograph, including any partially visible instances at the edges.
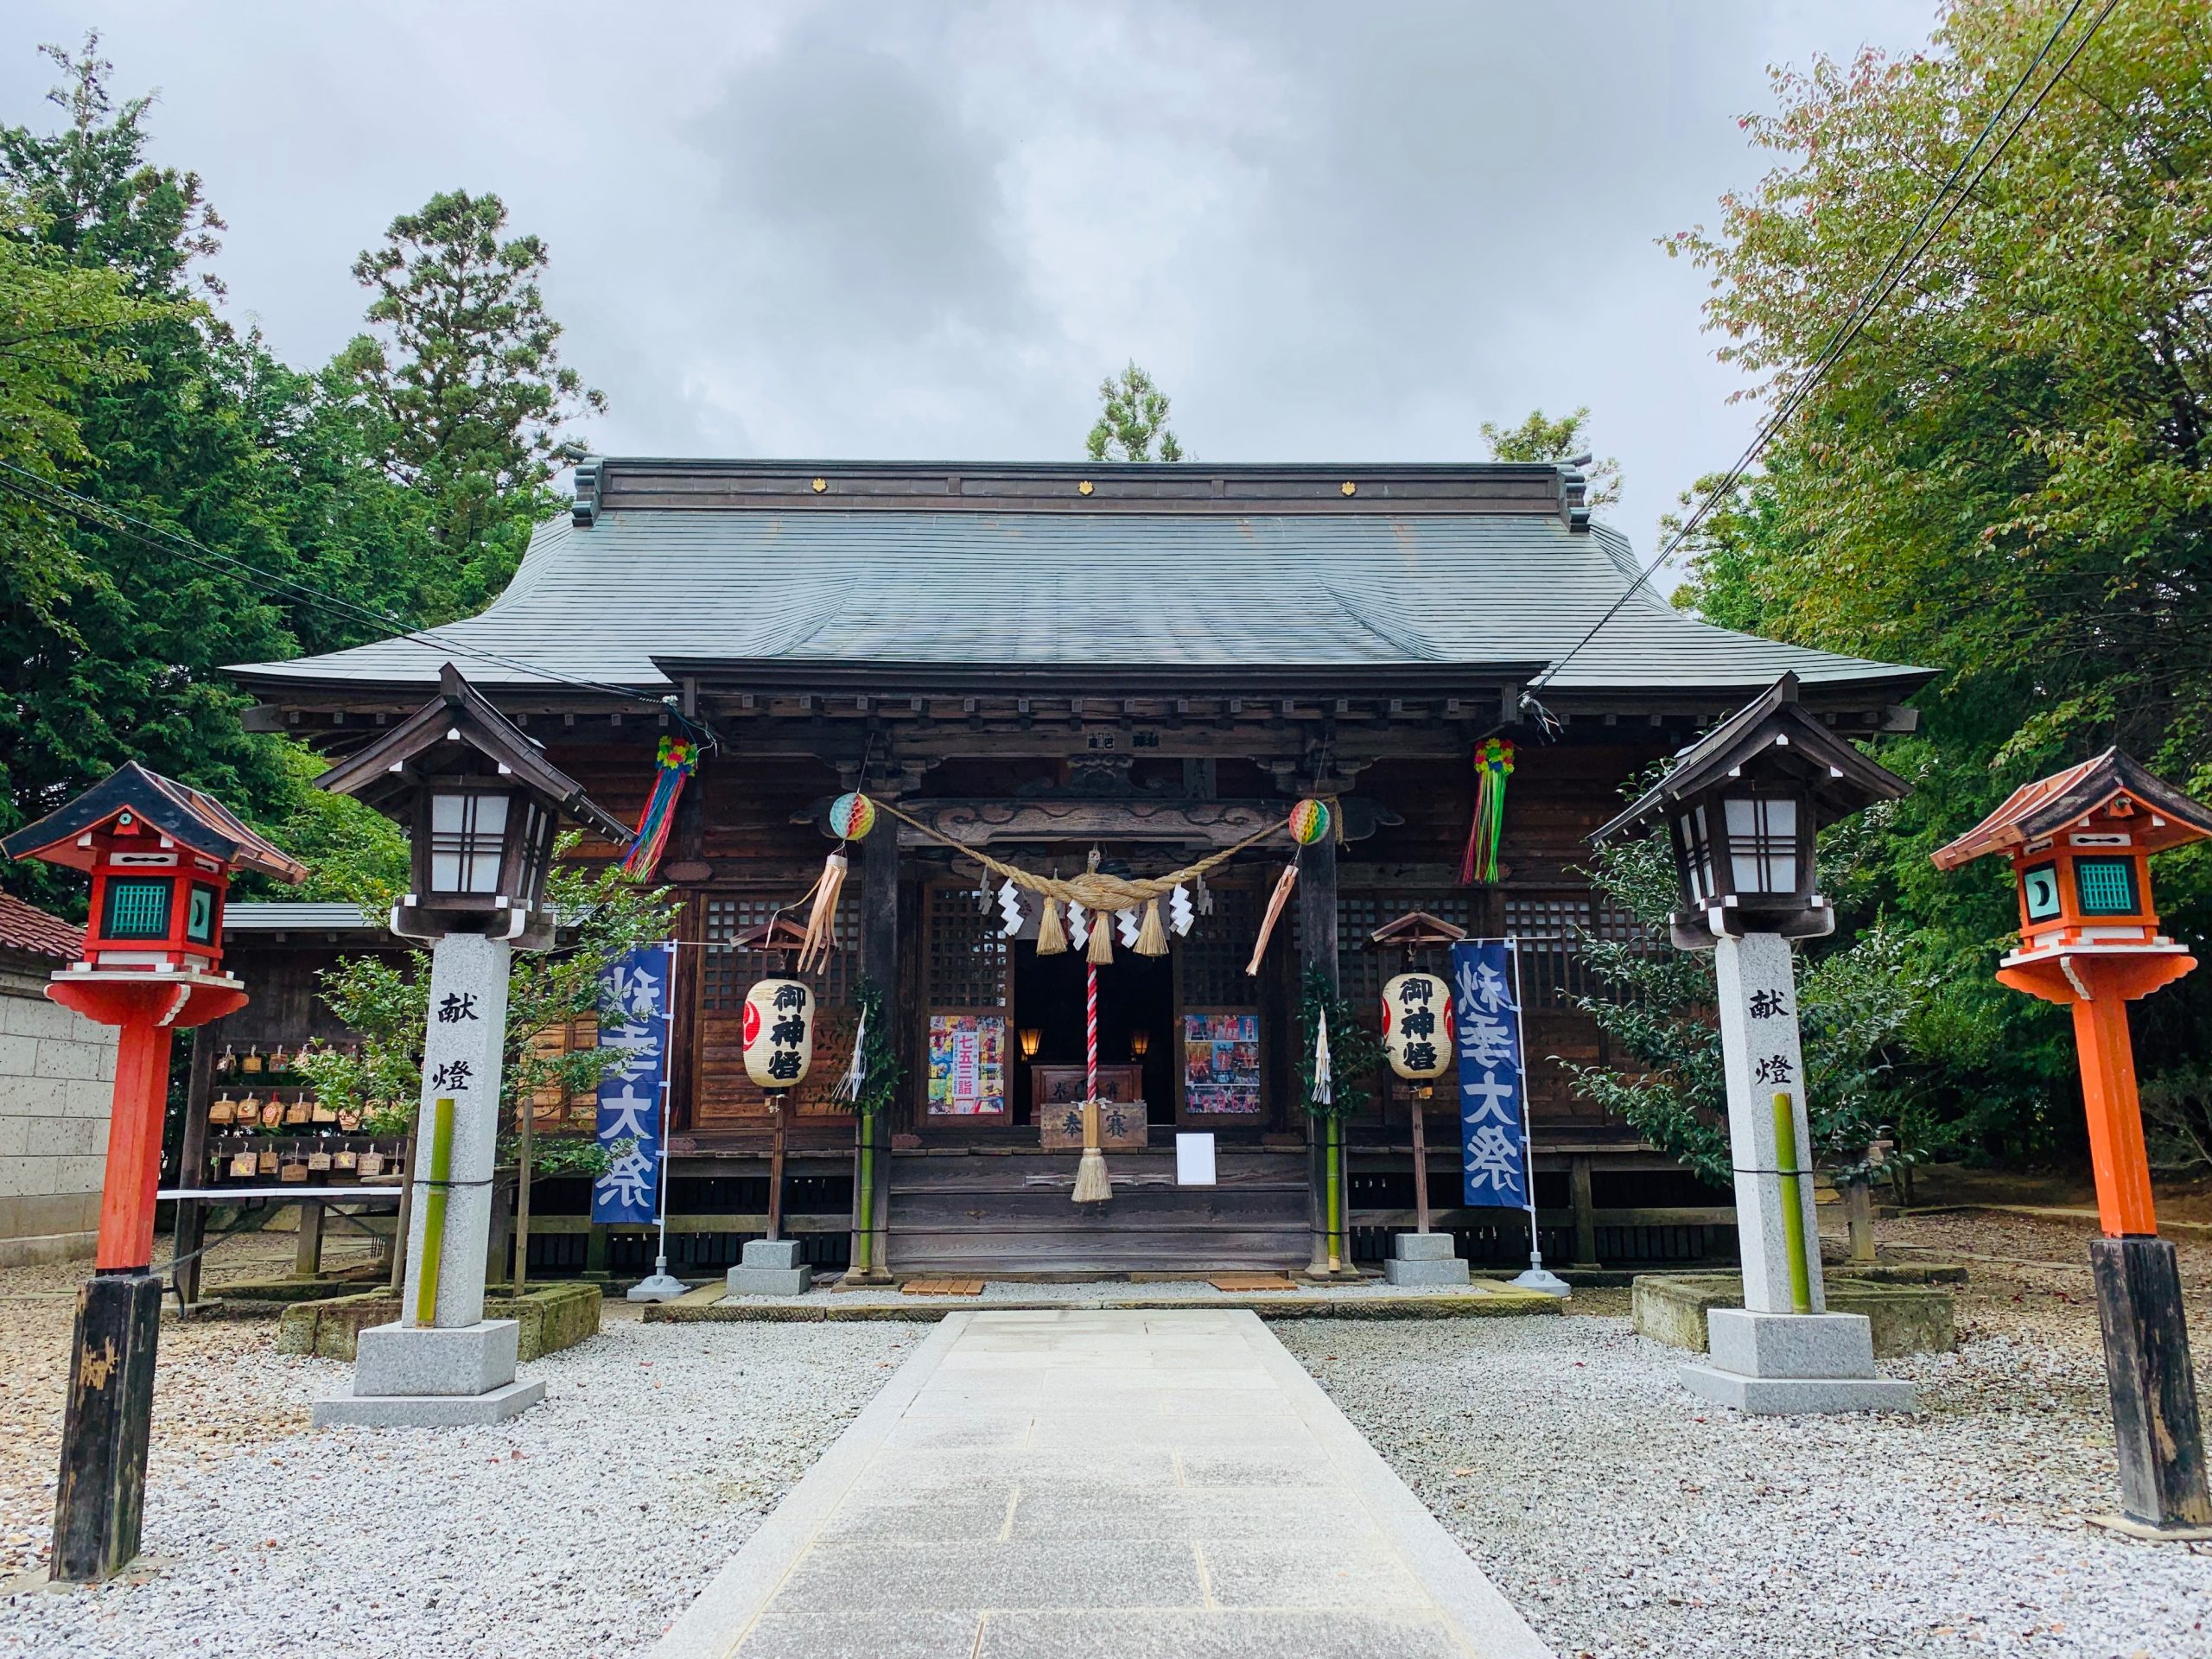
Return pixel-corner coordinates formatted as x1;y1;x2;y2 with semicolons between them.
222;459;1926;1280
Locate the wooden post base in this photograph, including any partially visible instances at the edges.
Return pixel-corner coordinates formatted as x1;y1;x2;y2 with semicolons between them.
2090;1236;2212;1530
52;1271;162;1582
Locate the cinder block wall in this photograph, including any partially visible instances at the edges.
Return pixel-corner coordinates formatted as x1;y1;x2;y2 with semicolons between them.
0;963;118;1263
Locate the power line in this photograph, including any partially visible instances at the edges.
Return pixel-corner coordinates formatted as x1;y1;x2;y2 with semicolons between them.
1530;0;2116;698
0;458;717;745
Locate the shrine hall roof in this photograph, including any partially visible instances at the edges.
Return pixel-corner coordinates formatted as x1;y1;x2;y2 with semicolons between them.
226;459;1925;702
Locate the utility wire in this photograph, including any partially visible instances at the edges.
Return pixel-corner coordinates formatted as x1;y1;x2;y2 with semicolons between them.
1529;0;2116;698
0;457;717;746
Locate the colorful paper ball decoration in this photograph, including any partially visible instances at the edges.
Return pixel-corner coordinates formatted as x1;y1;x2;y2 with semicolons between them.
828;791;876;842
1289;798;1331;846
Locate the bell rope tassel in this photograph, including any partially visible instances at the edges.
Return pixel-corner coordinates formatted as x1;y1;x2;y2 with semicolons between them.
1135;897;1168;957
1072;961;1111;1204
1036;895;1068;956
1244;862;1300;977
1086;902;1116;965
620;737;696;878
798;850;849;973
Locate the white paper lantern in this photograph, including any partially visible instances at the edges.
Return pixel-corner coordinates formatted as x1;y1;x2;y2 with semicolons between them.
1380;971;1453;1080
742;979;815;1090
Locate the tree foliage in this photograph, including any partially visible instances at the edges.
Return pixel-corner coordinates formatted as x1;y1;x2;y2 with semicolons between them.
292;842;673;1162
1665;0;2212;1154
1085;360;1185;461
1569;813;1924;1186
1297;964;1387;1122
0;36;602;917
339;189;606;611
1480;406;1622;508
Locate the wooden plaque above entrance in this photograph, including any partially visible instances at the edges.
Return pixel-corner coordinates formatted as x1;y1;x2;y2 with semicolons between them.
887;799;1297;849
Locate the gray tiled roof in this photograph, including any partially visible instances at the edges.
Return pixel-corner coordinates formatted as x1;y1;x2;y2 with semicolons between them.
222;902;376;932
227;504;1920;696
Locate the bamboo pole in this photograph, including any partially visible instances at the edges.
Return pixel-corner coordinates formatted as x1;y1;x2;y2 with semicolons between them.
513;1089;533;1296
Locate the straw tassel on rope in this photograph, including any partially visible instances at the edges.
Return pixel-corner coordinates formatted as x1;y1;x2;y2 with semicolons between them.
1135;896;1168;957
1036;894;1067;956
1072;961;1111;1204
1086;902;1116;964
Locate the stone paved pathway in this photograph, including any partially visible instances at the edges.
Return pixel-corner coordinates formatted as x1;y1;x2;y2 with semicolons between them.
651;1308;1550;1659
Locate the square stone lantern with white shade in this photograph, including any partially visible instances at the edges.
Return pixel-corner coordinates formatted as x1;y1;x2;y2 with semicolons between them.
308;664;632;1427
1596;673;1916;1414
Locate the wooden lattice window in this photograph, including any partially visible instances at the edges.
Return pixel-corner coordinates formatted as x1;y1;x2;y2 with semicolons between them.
1504;893;1599;1010
1179;883;1262;1009
524;1012;601;1130
925;885;1007;1009
1334;892;1476;1012
702;894;858;1011
694;891;861;1125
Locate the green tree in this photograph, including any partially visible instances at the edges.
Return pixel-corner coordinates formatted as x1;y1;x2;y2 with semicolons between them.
340;189;606;611
1480;407;1621;508
294;842;674;1170
1085;360;1185;461
1569;813;1925;1186
1665;0;2212;1154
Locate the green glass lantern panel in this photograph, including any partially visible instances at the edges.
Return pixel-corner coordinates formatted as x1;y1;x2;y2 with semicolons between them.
2074;856;2139;917
105;876;173;940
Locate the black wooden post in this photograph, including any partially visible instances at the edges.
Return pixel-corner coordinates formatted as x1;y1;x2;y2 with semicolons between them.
293;1198;325;1279
852;808;899;1281
1297;833;1338;1274
53;1271;162;1580
1569;1154;1600;1269
2090;1236;2212;1531
173;1030;216;1310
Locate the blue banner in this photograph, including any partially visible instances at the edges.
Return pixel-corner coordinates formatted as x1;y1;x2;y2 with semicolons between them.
591;941;675;1224
1452;940;1529;1209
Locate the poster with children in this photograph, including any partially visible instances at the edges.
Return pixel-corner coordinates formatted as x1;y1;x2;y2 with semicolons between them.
1183;1013;1261;1114
926;1013;1006;1116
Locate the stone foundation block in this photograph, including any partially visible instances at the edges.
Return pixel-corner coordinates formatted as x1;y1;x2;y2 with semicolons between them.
727;1238;813;1297
313;1377;545;1428
1678;1366;1916;1415
353;1319;518;1398
1383;1231;1470;1286
1707;1308;1876;1380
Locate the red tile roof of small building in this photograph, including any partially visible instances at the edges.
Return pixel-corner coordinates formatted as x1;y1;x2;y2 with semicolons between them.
0;892;84;963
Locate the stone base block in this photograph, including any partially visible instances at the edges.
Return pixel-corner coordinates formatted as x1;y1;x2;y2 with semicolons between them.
1383;1231;1469;1286
727;1238;813;1298
1392;1232;1460;1262
353;1319;518;1398
1708;1308;1876;1380
1680;1364;1916;1415
313;1377;545;1428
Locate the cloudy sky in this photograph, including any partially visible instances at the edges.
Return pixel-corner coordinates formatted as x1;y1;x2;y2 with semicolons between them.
5;2;1939;561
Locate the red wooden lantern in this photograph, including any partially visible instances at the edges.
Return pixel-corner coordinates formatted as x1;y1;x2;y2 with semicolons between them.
1933;749;2212;1535
3;762;306;1582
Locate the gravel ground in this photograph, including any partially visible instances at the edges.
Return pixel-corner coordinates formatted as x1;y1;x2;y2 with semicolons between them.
1281;1211;2212;1659
0;1236;916;1659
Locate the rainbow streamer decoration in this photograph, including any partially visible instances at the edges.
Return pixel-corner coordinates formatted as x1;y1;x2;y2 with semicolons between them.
1459;737;1515;885
621;737;697;877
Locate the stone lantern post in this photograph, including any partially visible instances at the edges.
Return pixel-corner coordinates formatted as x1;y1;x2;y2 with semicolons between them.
1595;674;1915;1414
310;664;630;1426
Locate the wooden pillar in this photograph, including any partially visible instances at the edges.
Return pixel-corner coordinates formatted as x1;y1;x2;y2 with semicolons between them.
1298;835;1338;1274
293;1199;325;1279
1569;1154;1599;1269
853;804;899;1281
174;1029;217;1308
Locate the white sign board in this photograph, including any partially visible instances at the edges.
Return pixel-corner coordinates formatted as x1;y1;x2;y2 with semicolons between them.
1175;1132;1217;1187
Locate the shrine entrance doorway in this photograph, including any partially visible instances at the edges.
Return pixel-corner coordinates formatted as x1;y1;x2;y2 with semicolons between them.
1011;943;1173;1129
